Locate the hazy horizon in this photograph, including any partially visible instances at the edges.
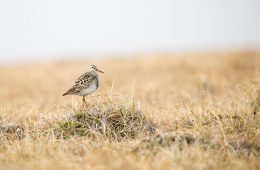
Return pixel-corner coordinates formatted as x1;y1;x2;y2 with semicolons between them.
0;0;260;63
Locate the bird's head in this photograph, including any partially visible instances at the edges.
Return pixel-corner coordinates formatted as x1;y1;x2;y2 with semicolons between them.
89;65;104;73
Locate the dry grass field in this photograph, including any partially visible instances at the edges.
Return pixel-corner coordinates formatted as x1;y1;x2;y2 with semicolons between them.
0;51;260;170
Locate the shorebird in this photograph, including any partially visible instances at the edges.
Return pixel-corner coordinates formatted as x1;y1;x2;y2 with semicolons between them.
63;65;104;106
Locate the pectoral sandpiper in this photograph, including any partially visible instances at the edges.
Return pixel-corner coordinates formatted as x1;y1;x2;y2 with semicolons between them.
63;65;104;106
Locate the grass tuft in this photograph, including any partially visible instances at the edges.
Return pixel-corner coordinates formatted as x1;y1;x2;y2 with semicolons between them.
0;124;24;140
53;99;156;141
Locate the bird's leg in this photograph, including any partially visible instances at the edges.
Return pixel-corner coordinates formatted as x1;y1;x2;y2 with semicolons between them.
82;96;87;107
82;96;86;107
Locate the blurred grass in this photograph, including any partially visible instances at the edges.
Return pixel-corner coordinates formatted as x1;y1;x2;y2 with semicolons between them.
0;51;260;170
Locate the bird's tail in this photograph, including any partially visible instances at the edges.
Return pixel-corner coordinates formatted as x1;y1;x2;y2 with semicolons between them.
62;92;69;96
63;87;76;96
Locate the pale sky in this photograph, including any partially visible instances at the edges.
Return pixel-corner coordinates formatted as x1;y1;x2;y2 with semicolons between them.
0;0;260;63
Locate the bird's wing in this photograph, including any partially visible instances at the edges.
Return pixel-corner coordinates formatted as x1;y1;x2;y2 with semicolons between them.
64;72;96;95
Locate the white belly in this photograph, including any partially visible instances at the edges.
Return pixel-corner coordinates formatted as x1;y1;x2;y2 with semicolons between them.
79;83;97;96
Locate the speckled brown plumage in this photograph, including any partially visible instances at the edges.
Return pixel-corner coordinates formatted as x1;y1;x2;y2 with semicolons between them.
63;65;104;106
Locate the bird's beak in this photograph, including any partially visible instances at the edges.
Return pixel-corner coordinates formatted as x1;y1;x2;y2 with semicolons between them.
97;68;104;73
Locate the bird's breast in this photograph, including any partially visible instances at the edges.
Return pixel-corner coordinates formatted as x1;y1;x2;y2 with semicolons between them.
79;83;98;96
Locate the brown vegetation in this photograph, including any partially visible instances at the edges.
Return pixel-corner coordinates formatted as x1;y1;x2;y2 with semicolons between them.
0;51;260;170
